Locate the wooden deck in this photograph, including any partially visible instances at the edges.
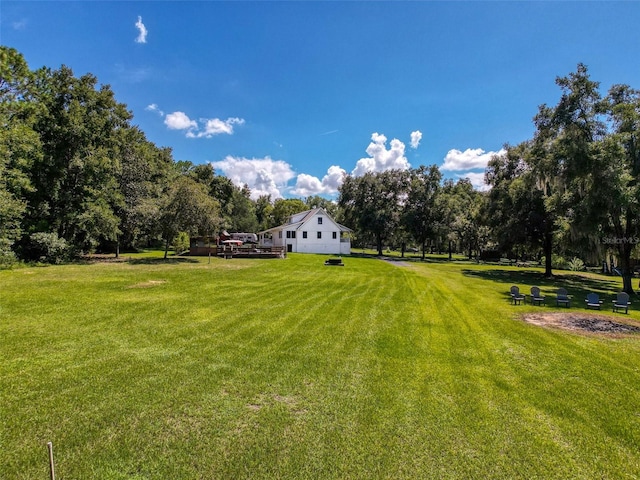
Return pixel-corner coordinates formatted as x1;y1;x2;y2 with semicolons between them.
189;245;286;259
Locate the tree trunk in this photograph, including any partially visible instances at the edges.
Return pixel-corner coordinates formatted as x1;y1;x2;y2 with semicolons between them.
543;231;553;277
376;234;383;256
164;237;170;259
421;240;426;261
618;243;635;295
448;240;452;261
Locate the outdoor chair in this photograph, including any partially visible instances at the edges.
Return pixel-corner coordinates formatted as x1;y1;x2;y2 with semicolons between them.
529;286;545;306
612;292;631;314
585;292;603;310
556;288;571;308
510;285;525;305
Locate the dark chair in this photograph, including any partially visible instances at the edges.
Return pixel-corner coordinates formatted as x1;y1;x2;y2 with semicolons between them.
612;292;631;314
585;292;603;310
510;286;525;305
530;286;545;306
556;288;571;308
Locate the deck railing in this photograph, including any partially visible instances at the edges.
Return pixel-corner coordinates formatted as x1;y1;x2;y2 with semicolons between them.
189;244;286;258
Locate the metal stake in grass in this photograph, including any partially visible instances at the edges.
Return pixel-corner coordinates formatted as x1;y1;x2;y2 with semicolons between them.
47;442;55;480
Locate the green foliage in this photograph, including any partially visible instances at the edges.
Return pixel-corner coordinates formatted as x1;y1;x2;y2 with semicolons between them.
304;194;338;217
568;256;585;271
159;175;222;258
172;231;190;254
403;165;441;258
438;177;486;259
483;64;640;286
228;185;258;232
339;170;409;255
114;127;174;251
540;254;564;270
0;238;17;268
26;231;69;263
255;194;274;230
271;198;307;226
6;44;640;298
0;48;39;251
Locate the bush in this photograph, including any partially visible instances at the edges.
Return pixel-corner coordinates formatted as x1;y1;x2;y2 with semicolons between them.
0;238;17;268
172;232;190;255
27;232;70;264
568;257;585;271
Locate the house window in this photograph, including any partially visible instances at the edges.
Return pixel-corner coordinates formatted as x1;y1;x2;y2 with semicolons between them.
303;231;307;239
286;231;291;239
318;217;323;225
278;231;282;239
333;231;337;239
291;231;296;239
317;231;322;239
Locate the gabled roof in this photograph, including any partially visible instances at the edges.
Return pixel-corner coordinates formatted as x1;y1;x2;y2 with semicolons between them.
292;209;318;224
259;207;352;234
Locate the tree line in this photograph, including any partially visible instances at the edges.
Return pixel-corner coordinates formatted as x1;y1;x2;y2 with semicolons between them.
0;47;333;262
3;47;640;292
337;64;640;293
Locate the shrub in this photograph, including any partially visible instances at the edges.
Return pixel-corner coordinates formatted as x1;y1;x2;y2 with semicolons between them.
568;257;585;271
0;238;17;268
27;232;70;264
173;232;190;255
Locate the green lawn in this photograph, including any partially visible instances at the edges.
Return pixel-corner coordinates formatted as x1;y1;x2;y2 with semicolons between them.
1;254;639;479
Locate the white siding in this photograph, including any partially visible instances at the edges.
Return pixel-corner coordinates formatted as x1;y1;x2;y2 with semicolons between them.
259;208;351;255
295;213;343;254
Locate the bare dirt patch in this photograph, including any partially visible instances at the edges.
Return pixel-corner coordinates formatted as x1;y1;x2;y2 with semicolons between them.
521;312;640;336
127;280;168;289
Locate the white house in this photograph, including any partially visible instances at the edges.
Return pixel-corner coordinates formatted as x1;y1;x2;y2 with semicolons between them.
258;208;352;255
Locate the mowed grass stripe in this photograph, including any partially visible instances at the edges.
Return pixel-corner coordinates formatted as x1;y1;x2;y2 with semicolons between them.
391;261;640;478
1;256;640;478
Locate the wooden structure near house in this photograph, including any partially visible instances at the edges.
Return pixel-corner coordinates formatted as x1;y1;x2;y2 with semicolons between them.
189;237;285;259
218;244;286;259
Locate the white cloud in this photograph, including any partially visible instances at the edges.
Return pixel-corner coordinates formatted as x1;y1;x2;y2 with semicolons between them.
410;130;422;149
455;172;490;192
164;111;197;131
187;117;245;138
135;16;148;44
292;165;347;197
12;19;27;30
145;104;164;116
293;174;324;197
323;165;347;191
159;109;245;138
211;156;296;200
441;148;506;171
351;132;411;177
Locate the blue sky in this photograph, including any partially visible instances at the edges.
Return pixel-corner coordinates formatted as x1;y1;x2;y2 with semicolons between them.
2;1;640;199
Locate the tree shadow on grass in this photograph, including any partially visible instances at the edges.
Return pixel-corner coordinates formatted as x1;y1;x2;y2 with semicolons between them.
127;257;199;265
353;253;471;264
462;268;628;305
